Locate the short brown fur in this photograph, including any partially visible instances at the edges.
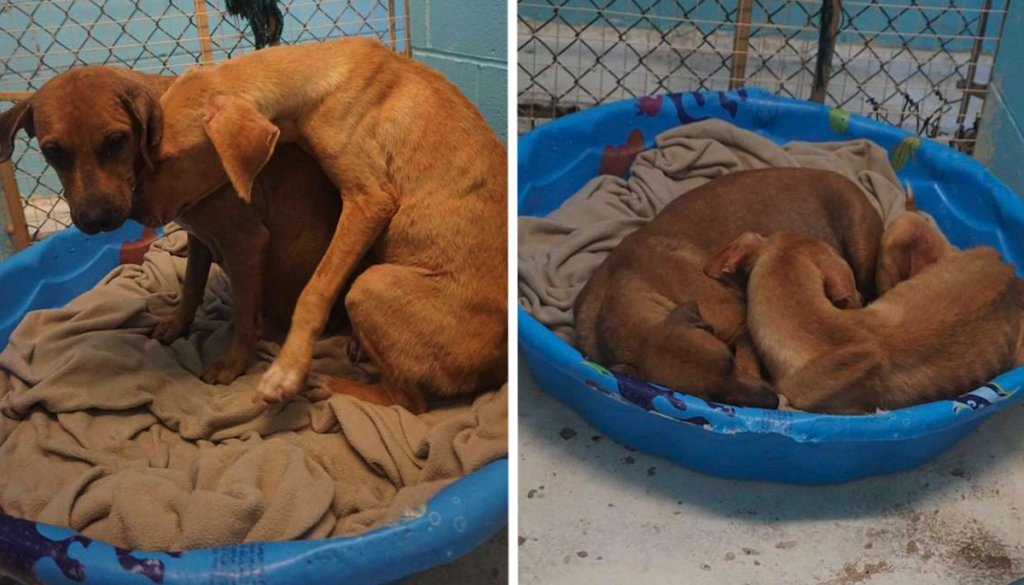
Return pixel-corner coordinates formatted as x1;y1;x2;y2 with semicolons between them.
0;66;352;385
137;38;508;409
574;168;883;408
709;231;1024;414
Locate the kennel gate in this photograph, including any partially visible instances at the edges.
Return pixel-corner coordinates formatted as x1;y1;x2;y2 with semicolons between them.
517;0;1007;152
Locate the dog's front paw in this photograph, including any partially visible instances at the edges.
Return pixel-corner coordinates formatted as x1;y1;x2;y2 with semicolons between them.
257;362;305;403
201;353;249;385
152;315;188;344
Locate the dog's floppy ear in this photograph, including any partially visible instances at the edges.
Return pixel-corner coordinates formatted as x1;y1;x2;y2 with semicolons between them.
202;95;280;202
876;216;950;294
904;221;947;278
667;301;714;334
0;98;35;163
120;86;163;172
821;260;861;309
704;232;766;288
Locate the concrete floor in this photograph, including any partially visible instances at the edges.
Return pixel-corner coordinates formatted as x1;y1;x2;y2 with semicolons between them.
518;358;1024;585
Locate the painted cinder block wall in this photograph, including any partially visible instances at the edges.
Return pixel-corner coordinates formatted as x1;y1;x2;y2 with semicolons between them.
976;1;1024;197
517;0;1002;53
410;0;508;142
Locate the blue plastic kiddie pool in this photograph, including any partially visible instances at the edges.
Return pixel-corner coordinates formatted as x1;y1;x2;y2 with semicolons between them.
518;88;1024;485
0;224;508;584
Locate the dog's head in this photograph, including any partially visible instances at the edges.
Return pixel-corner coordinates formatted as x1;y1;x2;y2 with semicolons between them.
875;212;956;296
0;66;165;234
137;66;280;216
706;232;862;310
624;299;780;409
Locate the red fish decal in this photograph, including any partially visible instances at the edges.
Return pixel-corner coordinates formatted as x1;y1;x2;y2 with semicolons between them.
119;227;158;265
599;129;646;177
636;95;664;117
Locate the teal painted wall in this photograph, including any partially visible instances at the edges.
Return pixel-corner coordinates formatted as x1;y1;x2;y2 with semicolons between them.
411;0;508;142
518;0;1003;53
976;1;1024;197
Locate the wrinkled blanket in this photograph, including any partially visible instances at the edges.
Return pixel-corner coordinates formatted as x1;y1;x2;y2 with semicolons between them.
518;119;924;343
0;229;507;551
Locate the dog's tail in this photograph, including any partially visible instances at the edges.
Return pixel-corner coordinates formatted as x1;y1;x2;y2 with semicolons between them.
905;182;917;212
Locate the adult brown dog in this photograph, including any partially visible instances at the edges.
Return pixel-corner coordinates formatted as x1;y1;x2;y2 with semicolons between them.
135;38;508;411
574;168;884;408
706;231;1024;414
0;66;348;385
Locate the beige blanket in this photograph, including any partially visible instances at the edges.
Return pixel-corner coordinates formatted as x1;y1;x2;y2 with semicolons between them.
518;119;924;343
0;230;507;551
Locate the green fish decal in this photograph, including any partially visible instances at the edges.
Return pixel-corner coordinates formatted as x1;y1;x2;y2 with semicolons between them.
891;136;921;172
828;107;851;133
582;360;613;378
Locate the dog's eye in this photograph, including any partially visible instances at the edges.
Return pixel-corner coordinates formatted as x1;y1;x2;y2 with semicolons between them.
41;144;69;168
101;132;127;158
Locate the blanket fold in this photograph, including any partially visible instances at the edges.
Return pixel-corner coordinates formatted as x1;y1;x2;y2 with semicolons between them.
0;229;507;550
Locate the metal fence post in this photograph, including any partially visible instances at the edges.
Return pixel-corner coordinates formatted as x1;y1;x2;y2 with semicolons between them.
729;0;754;90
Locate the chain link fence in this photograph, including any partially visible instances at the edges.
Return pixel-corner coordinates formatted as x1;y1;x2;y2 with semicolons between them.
518;0;1006;150
0;0;408;242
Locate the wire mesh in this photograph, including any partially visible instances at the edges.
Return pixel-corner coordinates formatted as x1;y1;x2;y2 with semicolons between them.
0;0;407;241
517;0;1005;150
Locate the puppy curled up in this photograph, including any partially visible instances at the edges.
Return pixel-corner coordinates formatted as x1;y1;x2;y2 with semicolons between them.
573;168;884;409
705;223;1024;414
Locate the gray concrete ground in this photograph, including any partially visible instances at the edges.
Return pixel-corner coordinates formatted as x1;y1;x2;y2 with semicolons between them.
519;358;1024;585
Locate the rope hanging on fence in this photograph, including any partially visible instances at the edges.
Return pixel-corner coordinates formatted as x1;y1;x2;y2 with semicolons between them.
225;0;284;49
811;0;842;103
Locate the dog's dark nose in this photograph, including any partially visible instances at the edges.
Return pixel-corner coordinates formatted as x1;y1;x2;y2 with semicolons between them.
77;205;119;235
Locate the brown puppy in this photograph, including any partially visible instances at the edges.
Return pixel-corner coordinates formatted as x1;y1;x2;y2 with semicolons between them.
875;209;955;296
0;66;350;385
707;232;1024;414
135;38;508;410
574;168;883;408
876;210;1024;368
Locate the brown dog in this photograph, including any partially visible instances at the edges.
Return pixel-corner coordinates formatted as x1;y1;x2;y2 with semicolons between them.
574;167;884;408
707;231;1024;414
0;66;349;385
134;38;508;410
876;209;1024;368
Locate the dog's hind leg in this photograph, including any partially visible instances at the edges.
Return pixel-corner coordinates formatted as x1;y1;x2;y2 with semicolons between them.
778;345;888;414
323;263;505;411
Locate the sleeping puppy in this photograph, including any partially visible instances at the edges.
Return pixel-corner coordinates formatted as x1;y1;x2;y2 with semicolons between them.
874;193;956;295
574;168;884;408
706;231;1024;414
876;210;1024;368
